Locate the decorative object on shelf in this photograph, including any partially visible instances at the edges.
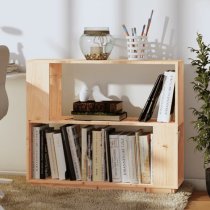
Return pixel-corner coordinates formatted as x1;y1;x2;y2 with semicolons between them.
73;100;123;113
122;10;153;60
92;85;112;102
79;86;89;102
126;35;148;60
189;33;210;196
80;27;113;60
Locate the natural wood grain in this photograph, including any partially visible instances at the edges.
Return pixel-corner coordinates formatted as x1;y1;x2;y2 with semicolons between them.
186;192;210;209
26;59;184;192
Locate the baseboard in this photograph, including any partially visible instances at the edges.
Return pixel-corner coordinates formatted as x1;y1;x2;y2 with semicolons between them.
185;178;206;191
0;171;26;176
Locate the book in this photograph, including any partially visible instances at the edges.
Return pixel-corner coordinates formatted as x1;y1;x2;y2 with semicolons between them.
127;132;138;184
139;132;152;184
119;132;130;183
53;130;67;180
139;74;164;122
109;131;122;183
81;125;94;181
46;129;59;179
87;128;93;181
71;111;127;121
135;129;143;183
102;126;115;182
60;125;76;180
66;125;82;180
40;127;53;179
73;100;123;113
92;128;103;181
32;124;49;179
157;70;176;122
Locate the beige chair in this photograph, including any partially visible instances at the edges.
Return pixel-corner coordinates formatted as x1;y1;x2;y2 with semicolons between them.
0;45;10;203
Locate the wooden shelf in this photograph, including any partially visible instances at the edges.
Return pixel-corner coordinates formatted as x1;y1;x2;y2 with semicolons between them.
29;117;175;127
26;59;184;192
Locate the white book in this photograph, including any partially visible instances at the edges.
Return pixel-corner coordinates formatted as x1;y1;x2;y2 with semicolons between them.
157;71;175;122
119;132;130;183
92;128;103;181
46;131;59;179
32;124;48;179
109;131;122;183
81;125;94;181
127;133;138;184
139;133;151;184
53;132;67;180
66;125;82;180
135;129;143;183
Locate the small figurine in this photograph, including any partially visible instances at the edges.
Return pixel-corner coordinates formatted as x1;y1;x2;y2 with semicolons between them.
79;86;89;102
92;85;112;102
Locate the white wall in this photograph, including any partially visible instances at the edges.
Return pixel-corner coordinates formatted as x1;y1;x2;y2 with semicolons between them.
0;0;209;189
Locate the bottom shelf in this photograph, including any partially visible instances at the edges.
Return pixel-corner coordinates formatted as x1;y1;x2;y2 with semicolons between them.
27;178;178;193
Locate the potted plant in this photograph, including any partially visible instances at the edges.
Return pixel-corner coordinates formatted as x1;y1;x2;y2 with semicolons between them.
189;33;210;196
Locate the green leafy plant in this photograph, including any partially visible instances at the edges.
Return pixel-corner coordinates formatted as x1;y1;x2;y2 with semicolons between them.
189;33;210;168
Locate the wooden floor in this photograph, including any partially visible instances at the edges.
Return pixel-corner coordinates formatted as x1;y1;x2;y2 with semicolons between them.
186;192;210;209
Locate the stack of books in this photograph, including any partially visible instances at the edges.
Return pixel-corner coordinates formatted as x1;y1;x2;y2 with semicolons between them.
71;100;127;121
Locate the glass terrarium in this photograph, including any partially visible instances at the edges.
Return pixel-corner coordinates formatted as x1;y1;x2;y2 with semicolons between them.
80;27;113;60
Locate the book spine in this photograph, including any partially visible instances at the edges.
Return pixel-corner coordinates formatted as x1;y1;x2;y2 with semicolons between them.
127;134;138;183
32;127;40;179
60;126;76;180
119;133;130;183
157;71;175;122
135;129;143;183
109;133;121;182
139;133;151;184
81;126;94;181
92;129;103;181
40;129;46;179
66;125;82;180
87;130;93;181
104;128;115;182
46;132;59;179
53;132;67;180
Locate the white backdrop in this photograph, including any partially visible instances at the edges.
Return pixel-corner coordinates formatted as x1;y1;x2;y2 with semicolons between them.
0;0;209;189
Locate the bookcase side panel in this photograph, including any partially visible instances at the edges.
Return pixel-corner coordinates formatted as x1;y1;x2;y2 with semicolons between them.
178;61;184;125
152;125;179;188
26;61;50;120
49;63;64;120
178;123;184;186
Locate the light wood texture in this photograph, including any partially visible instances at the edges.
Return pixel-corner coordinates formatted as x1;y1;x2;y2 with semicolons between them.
186;192;210;209
26;59;184;192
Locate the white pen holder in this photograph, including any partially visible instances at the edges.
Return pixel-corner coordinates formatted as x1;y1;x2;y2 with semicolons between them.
126;36;148;60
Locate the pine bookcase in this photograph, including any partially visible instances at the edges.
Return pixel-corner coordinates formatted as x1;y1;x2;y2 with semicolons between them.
26;59;184;193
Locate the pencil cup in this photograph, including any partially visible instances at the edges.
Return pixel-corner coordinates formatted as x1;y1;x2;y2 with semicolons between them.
126;36;148;60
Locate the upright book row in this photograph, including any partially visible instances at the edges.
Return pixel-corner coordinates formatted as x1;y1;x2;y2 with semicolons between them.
32;124;153;184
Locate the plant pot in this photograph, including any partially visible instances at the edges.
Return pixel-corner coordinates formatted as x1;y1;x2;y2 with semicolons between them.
206;167;210;196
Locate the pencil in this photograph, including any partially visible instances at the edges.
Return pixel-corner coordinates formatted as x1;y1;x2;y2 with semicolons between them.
122;24;129;36
141;24;146;36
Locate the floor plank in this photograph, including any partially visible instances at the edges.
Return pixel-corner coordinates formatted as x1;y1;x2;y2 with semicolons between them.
186;192;210;209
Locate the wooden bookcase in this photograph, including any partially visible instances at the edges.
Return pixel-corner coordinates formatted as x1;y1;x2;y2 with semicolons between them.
26;59;184;193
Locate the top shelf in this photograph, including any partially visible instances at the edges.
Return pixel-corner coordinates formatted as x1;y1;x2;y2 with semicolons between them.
27;59;182;65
